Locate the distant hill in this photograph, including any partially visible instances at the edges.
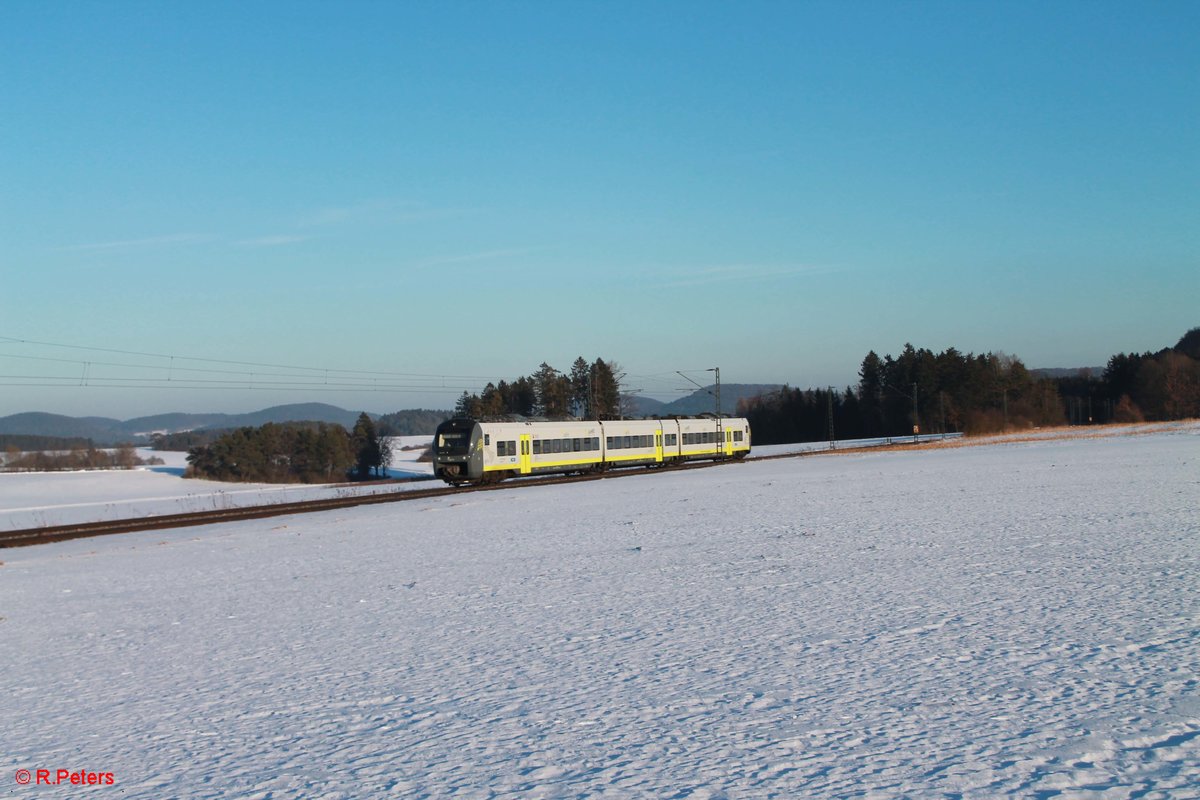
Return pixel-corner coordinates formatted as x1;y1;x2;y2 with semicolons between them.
0;412;129;442
0;403;451;446
629;384;783;417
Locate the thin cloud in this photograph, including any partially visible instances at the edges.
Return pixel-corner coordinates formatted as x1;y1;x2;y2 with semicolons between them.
59;233;211;251
414;246;551;269
298;200;472;228
235;235;311;247
656;263;841;288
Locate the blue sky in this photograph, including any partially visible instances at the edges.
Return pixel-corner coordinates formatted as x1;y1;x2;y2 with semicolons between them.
2;0;1196;417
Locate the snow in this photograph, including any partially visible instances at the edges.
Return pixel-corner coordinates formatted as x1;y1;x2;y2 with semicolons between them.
1;424;1197;798
0;438;434;531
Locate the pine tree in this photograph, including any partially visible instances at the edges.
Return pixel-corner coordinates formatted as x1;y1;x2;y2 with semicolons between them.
533;363;571;417
570;356;591;417
590;358;621;419
351;413;382;480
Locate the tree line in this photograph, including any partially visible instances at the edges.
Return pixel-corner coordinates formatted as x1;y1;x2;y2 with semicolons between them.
454;357;624;419
0;434;93;452
186;414;392;484
1058;327;1200;423
2;443;163;472
741;346;1063;445
151;409;452;453
740;327;1199;446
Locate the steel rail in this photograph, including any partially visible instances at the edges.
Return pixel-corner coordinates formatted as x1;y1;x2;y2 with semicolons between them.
1;436;960;549
0;458;731;549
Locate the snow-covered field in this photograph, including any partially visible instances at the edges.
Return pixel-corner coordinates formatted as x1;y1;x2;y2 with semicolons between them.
0;432;953;532
0;437;435;531
2;425;1197;798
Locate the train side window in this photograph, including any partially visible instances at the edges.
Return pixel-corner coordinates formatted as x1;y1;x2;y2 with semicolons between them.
622;436;631;448
484;434;490;445
533;441;542;454
508;440;516;455
497;441;507;456
571;438;579;451
606;436;614;449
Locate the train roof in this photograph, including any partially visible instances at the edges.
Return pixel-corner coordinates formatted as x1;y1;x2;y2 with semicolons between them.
453;413;743;423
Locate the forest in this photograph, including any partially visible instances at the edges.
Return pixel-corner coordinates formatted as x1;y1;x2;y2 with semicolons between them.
185;414;390;484
182;328;1200;478
1;443;162;472
453;357;624;419
741;328;1200;445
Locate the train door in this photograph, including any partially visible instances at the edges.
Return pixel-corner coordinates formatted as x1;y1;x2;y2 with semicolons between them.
654;430;663;463
725;428;733;456
519;434;532;475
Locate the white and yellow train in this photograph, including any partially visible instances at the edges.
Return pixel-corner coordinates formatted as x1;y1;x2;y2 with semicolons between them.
431;416;751;485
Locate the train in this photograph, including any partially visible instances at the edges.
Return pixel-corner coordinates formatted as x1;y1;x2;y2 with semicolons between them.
431;415;751;485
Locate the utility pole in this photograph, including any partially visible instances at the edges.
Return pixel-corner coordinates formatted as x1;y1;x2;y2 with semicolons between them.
912;381;919;443
712;367;722;454
827;386;836;450
676;367;724;453
712;367;721;417
940;391;946;439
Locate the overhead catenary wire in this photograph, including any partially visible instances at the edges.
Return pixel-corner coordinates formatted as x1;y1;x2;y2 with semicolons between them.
0;334;719;404
0;334;498;382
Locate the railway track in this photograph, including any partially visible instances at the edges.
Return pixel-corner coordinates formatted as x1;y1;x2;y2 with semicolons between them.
0;458;731;549
2;435;962;549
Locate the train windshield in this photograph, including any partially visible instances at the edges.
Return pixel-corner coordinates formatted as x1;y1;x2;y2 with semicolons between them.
436;431;472;455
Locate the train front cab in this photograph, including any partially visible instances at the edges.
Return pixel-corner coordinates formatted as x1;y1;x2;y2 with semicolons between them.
432;418;484;484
